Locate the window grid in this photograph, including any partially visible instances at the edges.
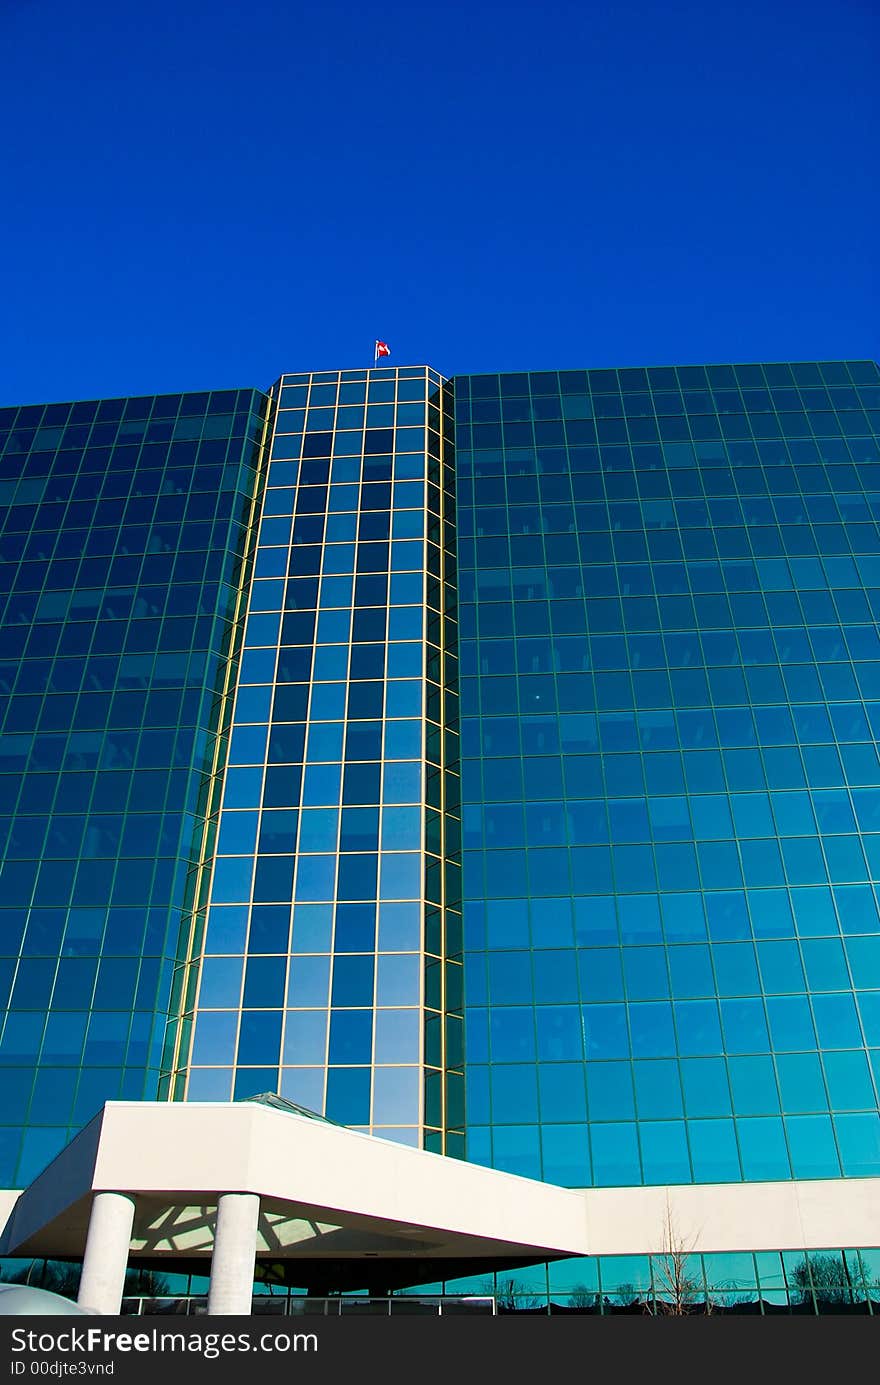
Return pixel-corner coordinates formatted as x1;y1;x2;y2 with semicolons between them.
183;368;460;1148
458;360;880;1190
0;387;270;1186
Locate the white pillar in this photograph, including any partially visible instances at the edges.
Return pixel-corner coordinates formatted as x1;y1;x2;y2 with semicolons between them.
77;1191;136;1315
207;1192;260;1315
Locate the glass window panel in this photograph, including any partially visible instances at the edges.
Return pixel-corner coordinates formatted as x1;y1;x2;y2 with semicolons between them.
785;1114;841;1177
640;1121;691;1184
737;1117;791;1180
374;1009;420;1064
283;1012;328;1065
373;1066;420;1125
290;904;333;953
376;953;419;1005
328;1009;372;1064
287;956;331;1007
590;1123;641;1186
688;1118;741;1181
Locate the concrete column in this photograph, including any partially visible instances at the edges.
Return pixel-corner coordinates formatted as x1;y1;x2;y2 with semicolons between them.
207;1192;260;1315
77;1191;136;1315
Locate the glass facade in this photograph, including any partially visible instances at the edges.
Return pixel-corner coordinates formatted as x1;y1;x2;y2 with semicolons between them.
437;1243;880;1313
178;367;463;1153
3;356;880;1311
0;387;270;1186
456;359;880;1191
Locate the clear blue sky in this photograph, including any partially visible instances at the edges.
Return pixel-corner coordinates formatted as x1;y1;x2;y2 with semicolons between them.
1;0;877;403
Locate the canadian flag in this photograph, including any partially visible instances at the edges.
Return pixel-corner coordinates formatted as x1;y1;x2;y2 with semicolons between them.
374;340;391;359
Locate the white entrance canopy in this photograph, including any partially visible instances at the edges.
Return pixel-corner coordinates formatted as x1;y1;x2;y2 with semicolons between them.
0;1097;588;1265
0;1099;587;1312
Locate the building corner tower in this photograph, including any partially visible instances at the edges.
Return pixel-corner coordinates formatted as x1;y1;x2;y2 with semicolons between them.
167;365;464;1155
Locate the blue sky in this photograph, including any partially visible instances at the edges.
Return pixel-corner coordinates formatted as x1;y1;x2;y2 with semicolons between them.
1;0;877;403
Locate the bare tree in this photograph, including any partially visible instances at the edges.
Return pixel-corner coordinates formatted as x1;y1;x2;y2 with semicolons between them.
566;1283;596;1309
495;1277;543;1312
614;1281;641;1308
10;1260;80;1296
789;1253;851;1308
650;1198;708;1315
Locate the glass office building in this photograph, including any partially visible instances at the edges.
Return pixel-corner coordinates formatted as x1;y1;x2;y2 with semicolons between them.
2;358;880;1309
0;388;271;1188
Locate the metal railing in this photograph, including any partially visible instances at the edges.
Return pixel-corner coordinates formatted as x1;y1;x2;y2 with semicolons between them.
120;1295;496;1317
